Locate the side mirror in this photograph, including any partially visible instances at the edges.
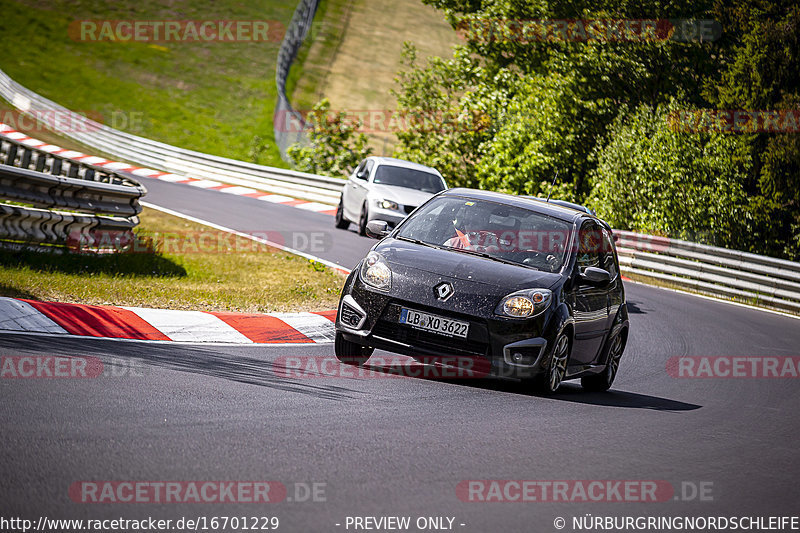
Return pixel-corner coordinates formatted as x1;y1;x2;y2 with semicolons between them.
580;267;611;286
355;169;368;180
365;220;390;239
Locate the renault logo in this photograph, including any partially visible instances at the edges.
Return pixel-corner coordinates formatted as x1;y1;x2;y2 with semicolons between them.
434;282;454;301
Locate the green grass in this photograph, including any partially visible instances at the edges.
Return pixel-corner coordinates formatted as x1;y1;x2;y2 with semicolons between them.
0;0;296;167
285;0;352;111
0;207;343;313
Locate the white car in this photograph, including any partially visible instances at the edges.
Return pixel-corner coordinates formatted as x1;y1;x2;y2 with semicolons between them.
335;157;447;236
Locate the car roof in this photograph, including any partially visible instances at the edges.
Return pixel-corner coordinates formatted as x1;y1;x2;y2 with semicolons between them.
440;188;610;228
367;156;443;176
525;196;596;216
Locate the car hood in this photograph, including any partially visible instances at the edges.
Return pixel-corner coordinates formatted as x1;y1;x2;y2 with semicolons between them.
368;184;435;207
376;237;561;285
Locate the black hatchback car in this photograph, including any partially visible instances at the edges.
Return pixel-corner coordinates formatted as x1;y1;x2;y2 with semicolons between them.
334;188;629;393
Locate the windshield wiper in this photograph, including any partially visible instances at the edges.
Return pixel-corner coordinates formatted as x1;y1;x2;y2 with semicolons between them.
446;247;526;267
395;235;443;250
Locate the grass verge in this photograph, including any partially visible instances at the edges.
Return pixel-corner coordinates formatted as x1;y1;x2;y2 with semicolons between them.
0;207;343;313
0;0;296;168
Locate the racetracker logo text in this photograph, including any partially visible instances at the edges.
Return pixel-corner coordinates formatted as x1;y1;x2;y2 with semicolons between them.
69;481;287;503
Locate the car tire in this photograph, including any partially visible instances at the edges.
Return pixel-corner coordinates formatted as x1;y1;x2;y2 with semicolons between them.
334;332;374;366
581;329;626;392
532;332;570;394
358;203;369;236
334;198;349;229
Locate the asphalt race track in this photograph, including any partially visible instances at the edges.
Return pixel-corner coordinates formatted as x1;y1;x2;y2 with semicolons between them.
2;178;799;532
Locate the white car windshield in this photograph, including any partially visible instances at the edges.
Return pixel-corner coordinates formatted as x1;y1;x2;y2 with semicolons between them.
372;165;445;193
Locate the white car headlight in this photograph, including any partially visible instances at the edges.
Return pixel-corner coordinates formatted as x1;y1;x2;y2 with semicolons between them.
377;198;399;210
360;251;392;290
495;289;552;318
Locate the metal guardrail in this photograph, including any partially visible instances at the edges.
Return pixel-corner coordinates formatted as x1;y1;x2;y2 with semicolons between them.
615;230;800;314
274;0;320;161
0;140;144;250
0;134;140;188
0;67;343;206
0;163;143;217
0;202;138;252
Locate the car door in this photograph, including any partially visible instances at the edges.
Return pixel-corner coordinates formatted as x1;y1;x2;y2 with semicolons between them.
601;227;622;330
346;159;372;219
569;221;611;365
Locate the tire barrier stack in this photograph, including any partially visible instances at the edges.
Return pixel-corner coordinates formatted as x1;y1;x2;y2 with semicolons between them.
0;136;144;252
615;230;800;315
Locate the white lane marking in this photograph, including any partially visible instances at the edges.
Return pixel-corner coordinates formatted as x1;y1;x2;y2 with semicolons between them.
259;194;294;203
0;298;67;334
130;168;161;177
141;202;351;274
76;155;107;164
37;144;62;152
0;329;329;346
271;312;336;343
121;307;254;343
102;161;133;170
4;131;27;140
294;201;337;212
218;186;258;195
0;123;12;132
20;138;45;147
188;179;224;188
158;173;190;182
58;150;84;158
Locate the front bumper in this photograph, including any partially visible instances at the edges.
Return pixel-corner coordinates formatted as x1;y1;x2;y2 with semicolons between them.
367;206;406;227
336;272;558;379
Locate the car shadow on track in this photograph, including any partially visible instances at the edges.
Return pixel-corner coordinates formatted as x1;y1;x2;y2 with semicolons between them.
0;334;361;401
362;359;701;412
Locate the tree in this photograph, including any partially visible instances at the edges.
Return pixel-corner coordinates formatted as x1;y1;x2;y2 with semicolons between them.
590;100;753;249
287;98;373;177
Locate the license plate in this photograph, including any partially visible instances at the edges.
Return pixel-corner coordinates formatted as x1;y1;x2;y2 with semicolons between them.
399;308;469;338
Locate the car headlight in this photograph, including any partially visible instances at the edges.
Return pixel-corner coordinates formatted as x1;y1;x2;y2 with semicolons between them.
360;251;392;290
377;198;399;210
495;289;552;318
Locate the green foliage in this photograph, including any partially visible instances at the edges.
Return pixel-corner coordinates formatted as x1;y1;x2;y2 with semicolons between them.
704;1;800;258
590;100;752;248
287;98;373;177
385;0;799;259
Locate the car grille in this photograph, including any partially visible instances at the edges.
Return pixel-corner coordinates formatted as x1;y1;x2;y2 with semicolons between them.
371;320;489;357
403;205;417;215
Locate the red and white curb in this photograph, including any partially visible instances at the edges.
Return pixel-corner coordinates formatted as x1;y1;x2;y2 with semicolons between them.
0;297;337;344
0;124;338;216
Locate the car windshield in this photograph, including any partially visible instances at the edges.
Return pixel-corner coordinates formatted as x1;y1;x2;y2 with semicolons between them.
372;165;446;193
396;196;573;272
